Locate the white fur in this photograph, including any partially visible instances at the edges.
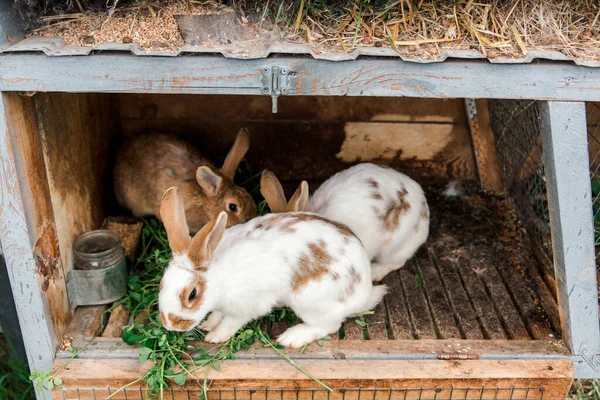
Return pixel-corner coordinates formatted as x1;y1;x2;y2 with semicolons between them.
308;163;430;281
159;212;387;348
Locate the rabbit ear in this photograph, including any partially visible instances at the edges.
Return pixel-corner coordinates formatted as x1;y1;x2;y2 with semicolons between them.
187;211;228;267
160;187;191;255
260;170;287;213
221;128;249;179
286;181;309;212
196;166;223;195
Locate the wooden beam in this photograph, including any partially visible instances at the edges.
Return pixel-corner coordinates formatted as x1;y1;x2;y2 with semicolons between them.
1;55;600;101
539;101;600;357
51;359;574;400
466;99;504;193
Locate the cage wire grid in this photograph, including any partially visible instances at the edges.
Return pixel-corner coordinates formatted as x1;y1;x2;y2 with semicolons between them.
58;385;548;400
488;100;553;274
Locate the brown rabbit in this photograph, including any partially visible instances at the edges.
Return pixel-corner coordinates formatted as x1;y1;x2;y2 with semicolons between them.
114;128;255;233
260;170;309;213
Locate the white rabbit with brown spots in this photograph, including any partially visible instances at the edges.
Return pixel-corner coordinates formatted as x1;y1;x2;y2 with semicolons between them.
261;164;429;282
310;163;429;281
114;128;255;234
158;186;386;348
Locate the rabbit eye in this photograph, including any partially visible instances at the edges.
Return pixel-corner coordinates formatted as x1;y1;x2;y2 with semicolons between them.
188;288;197;302
228;203;238;212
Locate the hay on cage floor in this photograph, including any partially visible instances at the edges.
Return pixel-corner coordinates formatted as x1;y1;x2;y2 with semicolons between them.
29;0;600;60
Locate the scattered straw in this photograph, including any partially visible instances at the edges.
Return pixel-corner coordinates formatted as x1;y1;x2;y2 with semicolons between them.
30;0;600;60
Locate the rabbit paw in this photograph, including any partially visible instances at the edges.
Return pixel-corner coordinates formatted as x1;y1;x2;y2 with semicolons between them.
277;324;329;348
204;316;245;344
199;311;224;332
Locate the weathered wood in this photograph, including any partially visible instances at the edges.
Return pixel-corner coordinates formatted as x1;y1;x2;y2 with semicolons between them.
399;262;436;339
364;299;388;340
524;257;561;333
0;93;55;399
34;93;117;273
493;257;554;340
1;55;600;101
3;93;73;340
415;251;461;339
341;318;365;340
102;305;130;338
539;101;600;355
381;271;413;340
64;306;108;339
467;98;504;193
472;250;530;340
451;253;507;339
51;359;574;400
431;251;483;340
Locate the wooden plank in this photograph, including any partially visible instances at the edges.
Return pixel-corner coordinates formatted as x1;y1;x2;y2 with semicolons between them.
471;249;530;340
451;253;507;339
34;93;117;273
64;305;108;339
2;55;600;101
51;359;574;400
524;257;561;333
342;318;365;340
540;101;600;354
58;336;572;361
381;271;413;339
102;305;130;338
119;94;468;123
432;250;484;340
3;92;73;340
494;257;554;340
364;299;388;340
399;262;436;339
121;119;476;184
0;93;56;399
415;250;461;339
467;98;504;193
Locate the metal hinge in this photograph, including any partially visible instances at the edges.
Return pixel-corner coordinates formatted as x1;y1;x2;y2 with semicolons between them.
580;343;600;371
260;66;295;113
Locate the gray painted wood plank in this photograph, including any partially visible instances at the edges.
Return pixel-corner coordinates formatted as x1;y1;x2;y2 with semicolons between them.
432;251;484;340
415;250;462;339
2;55;600;101
0;94;54;400
540;101;600;355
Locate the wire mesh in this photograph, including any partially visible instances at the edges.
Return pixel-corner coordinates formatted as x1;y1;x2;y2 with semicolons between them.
488;100;553;274
58;386;547;400
586;103;600;298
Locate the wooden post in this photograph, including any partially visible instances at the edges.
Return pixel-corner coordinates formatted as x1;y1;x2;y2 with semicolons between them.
539;101;600;360
0;93;54;399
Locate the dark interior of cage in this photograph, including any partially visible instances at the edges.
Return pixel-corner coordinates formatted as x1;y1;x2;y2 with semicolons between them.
12;92;571;346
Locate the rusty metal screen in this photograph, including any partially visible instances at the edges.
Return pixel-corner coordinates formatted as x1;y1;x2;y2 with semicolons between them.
58;385;548;399
488;100;553;275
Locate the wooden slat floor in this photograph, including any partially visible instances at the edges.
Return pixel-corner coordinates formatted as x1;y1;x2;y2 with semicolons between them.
71;190;560;342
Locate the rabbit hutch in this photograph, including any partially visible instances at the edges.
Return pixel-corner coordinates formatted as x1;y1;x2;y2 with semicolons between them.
1;1;600;399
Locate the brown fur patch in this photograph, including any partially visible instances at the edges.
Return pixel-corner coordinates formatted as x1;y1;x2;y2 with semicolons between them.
160;311;167;327
272;213;356;242
421;201;430;221
371;192;383;200
292;240;332;292
367;178;379;189
381;188;411;232
337;266;363;302
168;313;196;331
179;279;205;311
331;272;341;281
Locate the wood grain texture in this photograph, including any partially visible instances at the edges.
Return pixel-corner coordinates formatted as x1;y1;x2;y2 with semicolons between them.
399;263;436;339
364;299;388;340
0;55;600;101
51;359;574;400
102;305;130;338
119;95;476;184
64;306;108;339
3;92;72;340
468;99;504;193
0;93;55;399
540;101;600;354
34;93;117;273
382;271;413;340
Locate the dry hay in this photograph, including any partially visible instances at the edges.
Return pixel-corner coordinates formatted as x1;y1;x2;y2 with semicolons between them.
30;0;600;60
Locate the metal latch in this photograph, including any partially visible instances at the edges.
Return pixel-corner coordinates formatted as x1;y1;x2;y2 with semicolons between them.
580;343;600;371
261;66;294;113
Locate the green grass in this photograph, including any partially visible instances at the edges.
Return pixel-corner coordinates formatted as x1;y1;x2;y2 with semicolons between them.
570;380;600;399
0;334;35;400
